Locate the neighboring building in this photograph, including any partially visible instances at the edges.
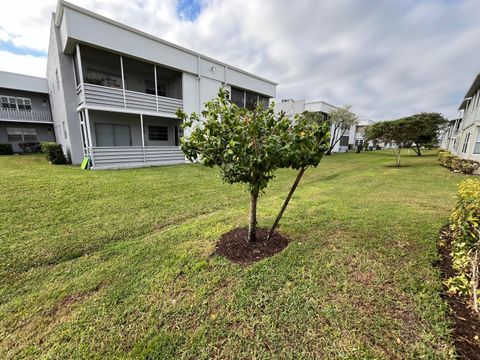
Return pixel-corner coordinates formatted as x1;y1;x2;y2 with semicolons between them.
353;119;375;149
441;73;480;162
275;99;357;153
45;0;276;169
0;71;55;152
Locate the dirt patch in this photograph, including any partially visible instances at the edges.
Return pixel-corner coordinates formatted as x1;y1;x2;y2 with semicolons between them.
438;226;480;359
212;227;289;265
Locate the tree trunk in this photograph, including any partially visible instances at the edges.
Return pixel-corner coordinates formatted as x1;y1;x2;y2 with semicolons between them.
416;144;422;156
396;148;401;167
268;167;306;240
248;189;259;242
472;249;478;313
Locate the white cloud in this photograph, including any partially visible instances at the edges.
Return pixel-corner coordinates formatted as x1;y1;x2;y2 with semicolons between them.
0;51;47;77
1;0;479;120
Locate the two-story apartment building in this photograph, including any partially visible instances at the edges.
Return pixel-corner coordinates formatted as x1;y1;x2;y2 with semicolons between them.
275;99;356;153
47;0;276;169
0;71;55;152
442;73;480;162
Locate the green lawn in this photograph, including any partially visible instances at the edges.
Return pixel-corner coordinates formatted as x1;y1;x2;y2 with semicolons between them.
0;151;468;359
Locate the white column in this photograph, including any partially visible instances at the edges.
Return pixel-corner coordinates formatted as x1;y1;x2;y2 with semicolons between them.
154;65;158;112
120;55;126;108
85;108;93;153
140;114;146;164
75;44;84;83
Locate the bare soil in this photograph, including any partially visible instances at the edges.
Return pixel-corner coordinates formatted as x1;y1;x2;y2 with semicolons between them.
438;226;480;359
213;227;289;265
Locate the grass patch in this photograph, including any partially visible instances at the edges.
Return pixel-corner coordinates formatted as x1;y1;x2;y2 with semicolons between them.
0;150;468;358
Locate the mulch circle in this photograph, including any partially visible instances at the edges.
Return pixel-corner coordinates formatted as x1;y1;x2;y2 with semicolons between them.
213;227;290;265
438;226;480;360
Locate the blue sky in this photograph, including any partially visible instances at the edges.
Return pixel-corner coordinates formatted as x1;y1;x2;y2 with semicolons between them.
0;0;479;120
176;0;203;21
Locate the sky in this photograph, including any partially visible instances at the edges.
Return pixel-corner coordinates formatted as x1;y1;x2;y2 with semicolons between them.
0;0;479;120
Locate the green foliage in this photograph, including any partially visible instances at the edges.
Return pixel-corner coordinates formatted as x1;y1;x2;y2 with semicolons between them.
447;179;480;301
40;142;66;165
19;142;41;153
438;149;480;174
365;113;448;152
0;143;13;155
177;88;330;193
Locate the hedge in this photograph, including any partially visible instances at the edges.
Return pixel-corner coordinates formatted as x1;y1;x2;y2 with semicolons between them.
446;179;480;312
40;142;66;164
0;144;13;155
438;149;480;174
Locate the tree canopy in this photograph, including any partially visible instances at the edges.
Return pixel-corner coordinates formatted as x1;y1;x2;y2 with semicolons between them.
365;112;448;166
177;88;330;241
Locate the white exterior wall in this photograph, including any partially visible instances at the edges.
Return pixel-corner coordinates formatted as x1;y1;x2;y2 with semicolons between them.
444;74;480;167
47;15;84;164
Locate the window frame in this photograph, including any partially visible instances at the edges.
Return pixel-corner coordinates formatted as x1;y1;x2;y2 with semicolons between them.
462;132;471;153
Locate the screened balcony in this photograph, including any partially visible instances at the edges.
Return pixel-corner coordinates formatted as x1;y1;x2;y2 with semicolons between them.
75;45;183;116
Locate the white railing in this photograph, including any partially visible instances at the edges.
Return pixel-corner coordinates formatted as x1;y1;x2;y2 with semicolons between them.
80;83;183;114
90;146;185;169
0;108;52;122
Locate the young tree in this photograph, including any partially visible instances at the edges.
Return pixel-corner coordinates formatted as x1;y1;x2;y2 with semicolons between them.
325;105;359;155
177;89;329;242
365;119;410;167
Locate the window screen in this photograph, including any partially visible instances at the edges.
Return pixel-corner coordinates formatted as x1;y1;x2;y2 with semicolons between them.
231;88;245;108
148;126;168;141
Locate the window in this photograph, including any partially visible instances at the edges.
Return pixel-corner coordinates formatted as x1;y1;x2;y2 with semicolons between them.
231;88;245;108
95;124;131;146
340;135;349;147
462;133;470;153
6;127;37;142
1;96;16;109
230;87;270;110
355;139;364;147
148;126;168;141
473;130;480;154
17;98;32;110
245;91;258;110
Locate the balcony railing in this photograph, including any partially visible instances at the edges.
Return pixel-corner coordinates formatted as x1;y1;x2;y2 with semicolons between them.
78;83;183;115
0;108;52;123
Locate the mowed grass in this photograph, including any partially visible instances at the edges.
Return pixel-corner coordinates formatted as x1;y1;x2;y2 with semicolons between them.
0;150;468;359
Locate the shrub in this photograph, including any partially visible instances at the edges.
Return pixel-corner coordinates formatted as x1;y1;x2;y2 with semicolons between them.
438;150;480;174
0;143;13;155
18;142;41;153
447;179;480;311
40;142;66;164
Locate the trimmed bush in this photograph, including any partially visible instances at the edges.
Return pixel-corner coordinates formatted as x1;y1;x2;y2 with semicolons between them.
447;179;480;311
438;149;480;174
40;142;66;164
0;144;13;155
19;142;41;153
